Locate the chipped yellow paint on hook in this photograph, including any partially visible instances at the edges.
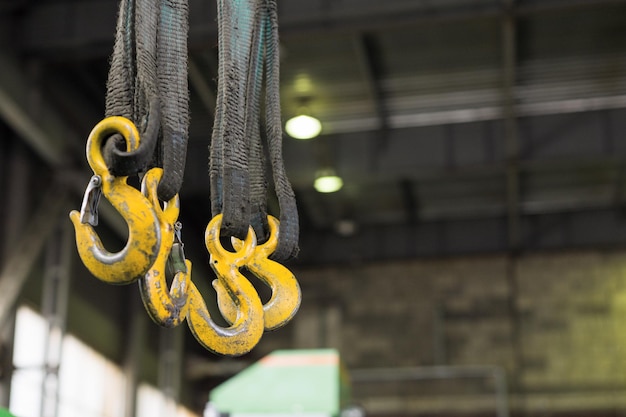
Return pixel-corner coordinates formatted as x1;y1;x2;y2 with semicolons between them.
138;168;191;327
216;216;301;331
69;117;160;284
186;214;264;356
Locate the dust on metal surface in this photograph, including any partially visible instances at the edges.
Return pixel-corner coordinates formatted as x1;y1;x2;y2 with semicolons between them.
70;117;160;285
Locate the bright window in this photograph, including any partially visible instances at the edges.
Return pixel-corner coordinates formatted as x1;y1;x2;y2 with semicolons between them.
9;306;47;417
57;335;126;417
10;305;199;417
137;383;199;417
10;306;126;417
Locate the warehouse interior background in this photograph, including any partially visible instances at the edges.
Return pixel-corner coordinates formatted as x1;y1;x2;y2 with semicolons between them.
1;0;626;415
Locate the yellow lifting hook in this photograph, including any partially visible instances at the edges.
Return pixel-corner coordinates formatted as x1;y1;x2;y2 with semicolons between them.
69;117;161;284
186;214;265;356
138;168;191;327
215;216;301;331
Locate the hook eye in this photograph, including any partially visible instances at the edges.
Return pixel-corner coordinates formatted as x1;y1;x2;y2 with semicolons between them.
86;116;142;178
205;214;257;267
103;98;160;176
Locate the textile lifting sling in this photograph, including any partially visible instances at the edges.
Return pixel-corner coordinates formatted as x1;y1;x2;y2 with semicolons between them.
69;0;300;356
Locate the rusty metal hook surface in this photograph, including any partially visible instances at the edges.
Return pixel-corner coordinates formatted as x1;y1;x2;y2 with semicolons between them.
69;117;160;284
185;214;265;356
216;215;301;330
138;168;191;327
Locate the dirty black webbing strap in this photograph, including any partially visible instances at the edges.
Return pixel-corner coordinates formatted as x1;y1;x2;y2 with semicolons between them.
210;0;255;240
104;0;159;175
104;0;189;202
157;0;189;201
104;0;159;176
105;0;134;120
263;0;299;260
246;0;269;245
210;0;299;261
208;0;227;221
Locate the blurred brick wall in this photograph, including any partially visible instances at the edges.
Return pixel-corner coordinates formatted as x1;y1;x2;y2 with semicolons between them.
271;250;626;415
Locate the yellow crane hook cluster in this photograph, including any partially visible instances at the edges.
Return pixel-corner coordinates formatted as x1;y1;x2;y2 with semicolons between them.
70;117;301;356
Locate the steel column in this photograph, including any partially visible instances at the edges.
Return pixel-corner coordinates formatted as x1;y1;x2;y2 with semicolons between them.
39;218;73;417
158;327;184;417
500;0;525;404
0;183;70;330
502;1;524;407
123;298;148;417
502;0;520;251
353;33;390;170
0;140;30;407
15;0;626;56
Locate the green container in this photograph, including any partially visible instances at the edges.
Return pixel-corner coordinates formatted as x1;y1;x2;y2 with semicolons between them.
210;349;350;417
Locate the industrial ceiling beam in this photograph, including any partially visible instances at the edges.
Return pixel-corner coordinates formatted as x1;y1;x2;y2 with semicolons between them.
0;0;28;13
13;0;626;58
316;94;626;136
293;154;625;194
42;67;104;147
0;51;68;167
0;49;127;236
293;207;626;266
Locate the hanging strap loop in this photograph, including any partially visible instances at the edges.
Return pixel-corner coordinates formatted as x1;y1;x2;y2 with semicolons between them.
156;0;190;201
103;98;161;176
210;0;257;240
262;0;299;260
210;0;299;260
104;0;189;201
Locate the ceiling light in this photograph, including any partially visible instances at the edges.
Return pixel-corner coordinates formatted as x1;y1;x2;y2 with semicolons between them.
314;169;343;193
285;114;322;139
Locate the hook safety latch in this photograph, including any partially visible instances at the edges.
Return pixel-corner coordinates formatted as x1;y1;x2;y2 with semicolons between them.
78;175;103;226
167;221;188;277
